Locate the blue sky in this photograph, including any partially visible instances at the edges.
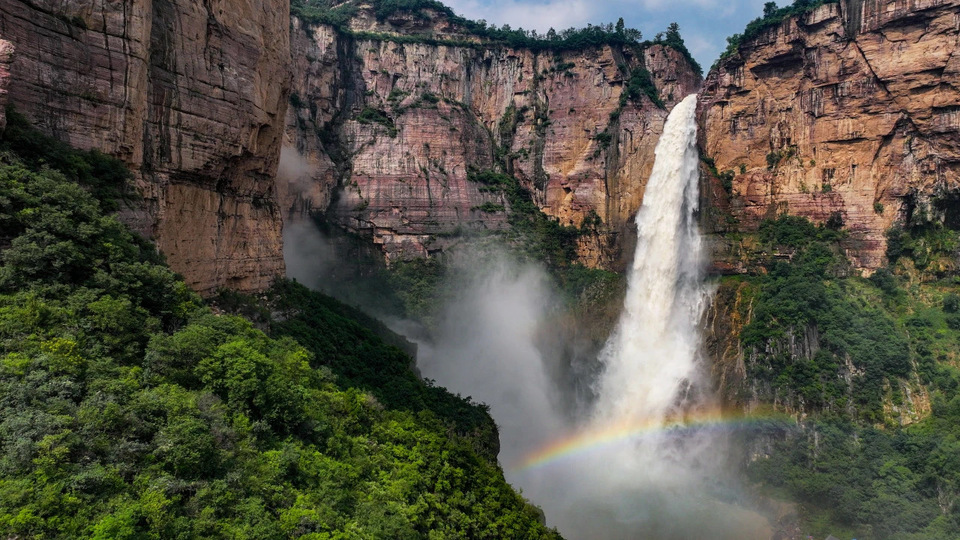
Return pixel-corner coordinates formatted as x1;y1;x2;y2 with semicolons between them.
442;0;773;69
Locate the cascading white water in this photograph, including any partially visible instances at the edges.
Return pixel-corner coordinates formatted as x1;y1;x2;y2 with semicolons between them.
522;93;748;540
593;94;707;427
409;95;770;539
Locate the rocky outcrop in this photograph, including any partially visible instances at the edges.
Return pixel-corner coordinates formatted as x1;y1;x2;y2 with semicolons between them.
699;0;960;271
0;0;291;294
0;39;13;132
284;8;701;268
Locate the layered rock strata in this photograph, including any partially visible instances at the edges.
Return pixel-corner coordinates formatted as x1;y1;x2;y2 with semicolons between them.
699;0;960;271
0;0;291;293
284;8;701;268
0;39;12;132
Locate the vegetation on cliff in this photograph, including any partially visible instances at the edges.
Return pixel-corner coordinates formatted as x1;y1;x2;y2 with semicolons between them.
749;410;960;539
319;167;620;330
718;0;841;63
0;116;561;538
737;216;909;421
291;0;702;74
723;215;960;538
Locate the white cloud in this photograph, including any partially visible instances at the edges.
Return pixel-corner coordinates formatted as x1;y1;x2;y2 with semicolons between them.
443;0;599;32
684;33;719;63
632;0;721;10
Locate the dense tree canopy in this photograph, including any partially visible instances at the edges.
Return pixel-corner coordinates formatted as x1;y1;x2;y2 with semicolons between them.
0;114;562;539
731;214;960;537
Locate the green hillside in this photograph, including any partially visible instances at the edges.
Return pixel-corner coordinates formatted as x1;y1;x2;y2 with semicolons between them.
0;111;561;539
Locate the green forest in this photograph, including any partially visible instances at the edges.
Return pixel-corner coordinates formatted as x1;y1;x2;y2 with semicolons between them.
0;112;561;538
725;214;960;538
5;0;959;537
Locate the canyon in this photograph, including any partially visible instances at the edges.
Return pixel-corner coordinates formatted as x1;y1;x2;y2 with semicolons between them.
0;1;702;289
0;0;956;289
282;7;701;268
2;1;960;536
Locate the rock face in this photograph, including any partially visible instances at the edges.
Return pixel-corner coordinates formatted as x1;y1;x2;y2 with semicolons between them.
699;0;959;417
284;8;701;268
0;0;291;294
0;39;13;133
699;0;960;271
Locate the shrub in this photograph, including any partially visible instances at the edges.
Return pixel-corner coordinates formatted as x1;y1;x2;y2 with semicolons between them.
620;68;663;109
826;211;844;230
766;150;783;170
718;170;735;194
1;108;133;210
593;132;613;148
758;214;817;248
869;268;898;295
947;313;960;330
472;202;505;213
944;293;960;313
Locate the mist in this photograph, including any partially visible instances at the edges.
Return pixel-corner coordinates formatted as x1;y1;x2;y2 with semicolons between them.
403;97;773;539
280;101;775;537
404;249;770;539
284;221;336;291
278;144;318;198
280;144;388;307
413;257;566;468
280;144;338;292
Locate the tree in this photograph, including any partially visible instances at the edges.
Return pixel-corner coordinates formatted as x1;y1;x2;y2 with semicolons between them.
763;1;779;18
666;21;681;39
615;17;625;36
944;293;960;313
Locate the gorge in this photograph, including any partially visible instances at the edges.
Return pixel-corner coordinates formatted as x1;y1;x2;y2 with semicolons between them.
407;96;771;539
2;0;960;538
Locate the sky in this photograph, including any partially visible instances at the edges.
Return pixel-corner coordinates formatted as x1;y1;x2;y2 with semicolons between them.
440;0;774;69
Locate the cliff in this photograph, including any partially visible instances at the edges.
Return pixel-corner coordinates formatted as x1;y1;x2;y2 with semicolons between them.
0;39;12;132
0;0;291;294
0;0;701;290
283;6;702;268
699;0;960;272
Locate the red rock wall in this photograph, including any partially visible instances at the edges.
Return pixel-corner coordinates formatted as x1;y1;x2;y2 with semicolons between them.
699;0;960;271
284;12;702;269
0;0;291;294
0;39;12;132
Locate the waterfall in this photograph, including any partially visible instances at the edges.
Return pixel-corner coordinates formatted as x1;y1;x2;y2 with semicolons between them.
412;95;770;539
593;94;707;428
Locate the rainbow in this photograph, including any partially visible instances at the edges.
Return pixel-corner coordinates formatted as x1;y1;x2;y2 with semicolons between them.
511;408;794;473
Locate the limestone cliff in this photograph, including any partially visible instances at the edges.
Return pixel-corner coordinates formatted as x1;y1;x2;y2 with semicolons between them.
283;6;702;268
0;39;12;132
698;0;960;422
699;0;960;272
0;0;291;294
